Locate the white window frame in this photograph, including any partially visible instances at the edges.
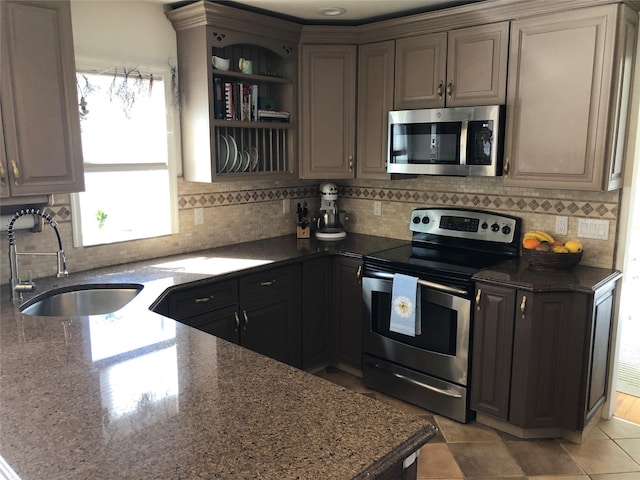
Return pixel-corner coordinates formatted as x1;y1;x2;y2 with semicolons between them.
71;60;180;248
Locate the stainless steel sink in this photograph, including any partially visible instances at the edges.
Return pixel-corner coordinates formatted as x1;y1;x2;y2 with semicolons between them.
19;283;144;317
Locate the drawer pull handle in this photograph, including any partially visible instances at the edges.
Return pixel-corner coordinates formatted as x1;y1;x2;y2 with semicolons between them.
234;311;240;329
447;80;453;98
437;81;443;99
520;295;527;313
243;310;249;329
194;296;213;303
260;280;276;287
475;288;482;304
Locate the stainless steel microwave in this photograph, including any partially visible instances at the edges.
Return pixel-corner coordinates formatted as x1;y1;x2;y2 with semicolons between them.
387;105;505;177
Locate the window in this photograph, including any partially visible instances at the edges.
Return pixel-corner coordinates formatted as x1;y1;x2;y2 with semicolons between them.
72;69;178;247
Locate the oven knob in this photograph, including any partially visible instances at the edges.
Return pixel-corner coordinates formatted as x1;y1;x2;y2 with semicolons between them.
481;222;488;230
412;216;421;224
491;223;500;232
421;216;430;224
502;225;511;235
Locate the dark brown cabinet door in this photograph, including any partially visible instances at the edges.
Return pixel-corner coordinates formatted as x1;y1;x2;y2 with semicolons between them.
470;283;516;421
583;285;616;425
332;256;363;370
510;291;587;429
184;306;240;344
302;258;332;370
239;265;302;368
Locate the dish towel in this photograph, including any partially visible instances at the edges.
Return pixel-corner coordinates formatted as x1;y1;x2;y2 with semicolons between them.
390;273;421;337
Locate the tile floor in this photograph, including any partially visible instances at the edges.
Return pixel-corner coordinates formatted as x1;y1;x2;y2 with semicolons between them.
315;367;640;480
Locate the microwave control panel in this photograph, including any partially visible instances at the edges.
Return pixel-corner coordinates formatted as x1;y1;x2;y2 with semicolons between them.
410;208;519;244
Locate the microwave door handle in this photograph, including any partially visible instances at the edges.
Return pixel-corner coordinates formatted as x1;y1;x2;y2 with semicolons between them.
460;120;468;166
370;271;468;296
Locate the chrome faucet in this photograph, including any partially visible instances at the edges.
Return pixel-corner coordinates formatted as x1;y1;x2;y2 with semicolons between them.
7;208;68;300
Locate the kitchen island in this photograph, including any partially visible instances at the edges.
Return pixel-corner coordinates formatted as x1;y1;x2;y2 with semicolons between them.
0;234;437;479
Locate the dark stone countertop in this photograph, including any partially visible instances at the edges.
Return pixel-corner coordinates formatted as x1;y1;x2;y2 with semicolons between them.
473;258;622;293
1;234;439;480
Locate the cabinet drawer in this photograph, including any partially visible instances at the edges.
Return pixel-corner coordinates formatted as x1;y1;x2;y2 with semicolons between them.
168;280;238;320
239;265;300;302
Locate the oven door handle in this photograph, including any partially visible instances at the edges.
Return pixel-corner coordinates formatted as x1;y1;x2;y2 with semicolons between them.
369;271;468;296
392;372;463;399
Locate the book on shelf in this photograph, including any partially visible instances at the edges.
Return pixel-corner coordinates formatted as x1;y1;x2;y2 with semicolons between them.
213;78;224;119
258;109;290;122
218;80;261;122
224;82;234;120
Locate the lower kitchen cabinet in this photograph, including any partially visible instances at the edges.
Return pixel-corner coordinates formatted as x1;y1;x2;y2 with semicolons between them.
301;255;364;372
469;284;516;421
239;265;302;368
471;277;619;432
302;258;333;370
164;265;302;368
332;256;363;371
162;256;363;373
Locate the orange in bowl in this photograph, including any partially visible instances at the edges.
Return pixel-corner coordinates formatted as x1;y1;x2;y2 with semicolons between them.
523;237;540;250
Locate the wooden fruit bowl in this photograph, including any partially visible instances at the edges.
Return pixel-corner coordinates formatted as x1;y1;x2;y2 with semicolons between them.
522;249;583;271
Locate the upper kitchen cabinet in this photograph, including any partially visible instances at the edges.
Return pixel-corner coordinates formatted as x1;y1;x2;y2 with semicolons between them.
394;22;509;110
504;4;637;191
299;44;357;179
0;0;84;198
357;41;395;180
166;1;301;183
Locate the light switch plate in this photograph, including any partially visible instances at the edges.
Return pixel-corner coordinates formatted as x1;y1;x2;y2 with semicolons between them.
577;218;609;240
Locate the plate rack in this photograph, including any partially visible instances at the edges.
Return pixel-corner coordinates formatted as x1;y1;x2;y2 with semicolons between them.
215;126;289;174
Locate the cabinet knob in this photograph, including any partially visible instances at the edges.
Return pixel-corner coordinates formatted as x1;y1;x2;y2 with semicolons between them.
10;160;20;186
447;80;453;98
437;81;443;99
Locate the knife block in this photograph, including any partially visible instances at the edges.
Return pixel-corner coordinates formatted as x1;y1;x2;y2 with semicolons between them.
296;217;310;239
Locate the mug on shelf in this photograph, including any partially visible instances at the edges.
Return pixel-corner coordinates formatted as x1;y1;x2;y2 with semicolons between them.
239;58;253;74
212;56;230;71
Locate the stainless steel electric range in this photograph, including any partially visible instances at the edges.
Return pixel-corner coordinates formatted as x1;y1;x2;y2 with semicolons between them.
362;207;521;422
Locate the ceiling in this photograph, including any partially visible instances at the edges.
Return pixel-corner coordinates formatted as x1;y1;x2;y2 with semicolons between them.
163;0;484;24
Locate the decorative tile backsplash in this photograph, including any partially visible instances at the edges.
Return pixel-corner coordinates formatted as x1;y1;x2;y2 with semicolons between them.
0;175;620;282
339;185;618;219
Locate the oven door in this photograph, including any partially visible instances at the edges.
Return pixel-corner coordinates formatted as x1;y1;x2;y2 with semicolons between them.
362;271;471;386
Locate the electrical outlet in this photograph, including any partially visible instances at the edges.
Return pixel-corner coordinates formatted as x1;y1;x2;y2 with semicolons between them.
555;216;568;235
373;201;382;216
194;207;204;225
282;198;291;215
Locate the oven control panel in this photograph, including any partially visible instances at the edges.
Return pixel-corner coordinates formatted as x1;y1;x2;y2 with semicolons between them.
410;208;519;244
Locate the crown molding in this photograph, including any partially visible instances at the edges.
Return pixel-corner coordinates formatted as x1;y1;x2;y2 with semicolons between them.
166;0;302;43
